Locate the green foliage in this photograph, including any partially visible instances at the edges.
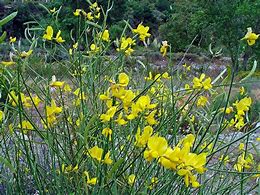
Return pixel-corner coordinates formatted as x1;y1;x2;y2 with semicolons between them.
1;0;260;69
0;11;17;43
159;0;208;51
0;11;17;104
159;0;260;67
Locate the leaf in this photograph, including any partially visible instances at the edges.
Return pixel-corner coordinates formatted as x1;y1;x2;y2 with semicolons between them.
240;60;257;83
38;3;50;14
107;158;124;180
0;156;15;173
222;65;231;84
84;114;98;144
212;68;226;84
209;43;213;55
0;31;7;44
137;60;146;69
0;12;18;27
86;21;102;29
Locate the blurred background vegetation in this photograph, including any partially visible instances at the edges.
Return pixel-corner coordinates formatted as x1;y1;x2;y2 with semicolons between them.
1;0;260;68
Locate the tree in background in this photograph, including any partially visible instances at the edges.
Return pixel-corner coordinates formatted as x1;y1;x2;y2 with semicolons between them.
159;0;260;69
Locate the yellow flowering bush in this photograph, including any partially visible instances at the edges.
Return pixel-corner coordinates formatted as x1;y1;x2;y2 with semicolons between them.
0;1;259;194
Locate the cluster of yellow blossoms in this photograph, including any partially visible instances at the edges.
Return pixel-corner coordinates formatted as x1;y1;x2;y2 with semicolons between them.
99;72;172;129
43;26;65;43
192;73;212;90
8;91;41;108
132;23;151;42
234;149;254;172
43;100;63;128
73;2;101;21
228;96;252;129
116;37;136;56
139;134;207;188
7;88;64;130
98;72;208;188
99;72;156;124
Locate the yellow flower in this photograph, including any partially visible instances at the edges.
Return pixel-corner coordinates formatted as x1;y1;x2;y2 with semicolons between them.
50;7;56;13
202;78;212;90
241;27;259;46
149;177;159;189
43;26;53;41
233;97;252;116
69;48;73;55
115;112;128;125
219;155;230;165
44;99;62;127
32;95;41;107
89;2;98;10
118;72;129;87
197;96;208;107
101;29;110;42
132;23;151;42
90;43;100;53
144;72;153;81
103;151;113;165
185;84;191;91
239;143;245;151
88;146;103;162
55;30;65;43
234;152;254;172
146;110;158;125
87;177;97;185
136;95;157;111
193;74;212;90
102;127;112;141
122;90;135;109
87;146;112;165
73;88;87;99
84;171;97;185
182;172;201;188
235;116;245;129
135;126;153;148
125;47;134;56
116;37;135;56
73;42;78;49
225;106;233;114
144;135;168;161
50;75;64;88
20;50;33;58
18;120;34;134
240;86;245;95
128;174;136;185
162;72;171;79
64;84;72;92
0;110;4;122
95;12;101;19
183;63;191;71
73;9;81;16
1;61;15;67
8;91;19;107
87;12;94;21
73;88;87;106
9;36;16;43
100;106;117;122
160;41;169;57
